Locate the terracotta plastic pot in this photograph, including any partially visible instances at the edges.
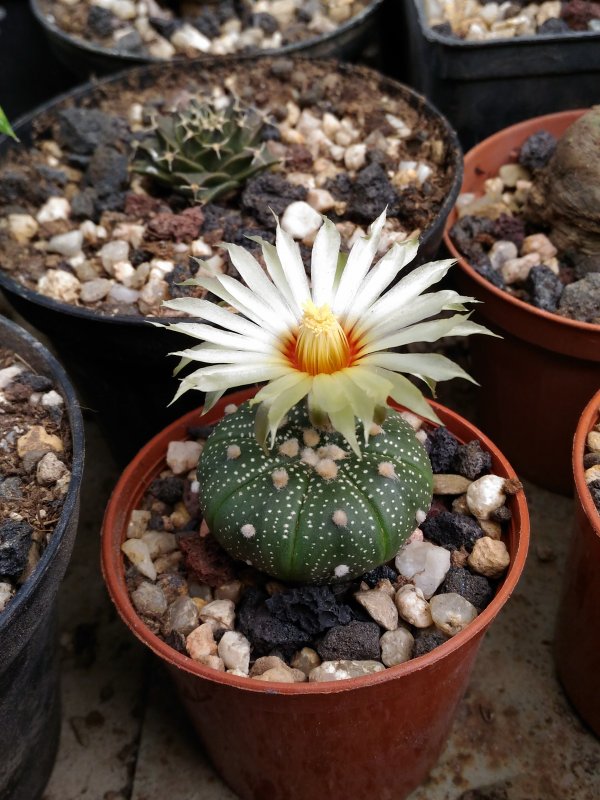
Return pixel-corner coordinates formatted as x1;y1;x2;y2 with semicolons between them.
0;314;84;800
555;388;600;736
443;109;600;494
102;387;529;800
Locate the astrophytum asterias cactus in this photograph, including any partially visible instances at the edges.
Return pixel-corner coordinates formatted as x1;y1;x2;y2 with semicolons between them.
132;97;277;204
161;209;494;583
199;401;432;583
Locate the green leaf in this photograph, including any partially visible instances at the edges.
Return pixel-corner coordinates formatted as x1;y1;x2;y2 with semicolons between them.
0;106;18;141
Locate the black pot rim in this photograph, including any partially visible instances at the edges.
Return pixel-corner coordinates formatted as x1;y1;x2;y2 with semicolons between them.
0;314;85;635
0;56;463;328
412;0;600;47
30;0;386;64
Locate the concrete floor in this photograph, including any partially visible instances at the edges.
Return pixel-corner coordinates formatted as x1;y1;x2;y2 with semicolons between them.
35;384;600;800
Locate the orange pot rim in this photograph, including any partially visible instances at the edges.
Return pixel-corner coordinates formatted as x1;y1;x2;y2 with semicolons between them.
573;388;600;539
443;108;600;337
101;387;530;696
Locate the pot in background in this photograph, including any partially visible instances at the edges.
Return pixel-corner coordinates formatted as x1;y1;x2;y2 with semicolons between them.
0;57;463;465
101;387;529;800
444;110;600;495
555;388;600;737
0;315;84;800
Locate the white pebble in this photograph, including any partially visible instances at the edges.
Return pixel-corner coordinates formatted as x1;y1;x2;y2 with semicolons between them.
395;540;451;598
218;631;251;674
99;240;130;273
108;285;140;304
466;474;507;520
166;440;202;475
344;143;367;171
7;213;38;244
41;390;63;408
281;201;322;240
431;593;478;636
395;584;432;628
37;270;81;303
47;230;83;258
468;537;510;578
121;538;156;581
171;23;212;53
380;627;414;666
80;278;113;303
199;599;235;631
0;366;23;389
36;197;70;224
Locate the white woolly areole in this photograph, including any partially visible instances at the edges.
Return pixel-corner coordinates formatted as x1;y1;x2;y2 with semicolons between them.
317;444;347;461
303;428;320;447
334;564;349;578
271;468;289;490
369;423;383;436
301;447;319;467
316;458;338;480
224;403;238;415
279;438;299;458
378;461;397;479
416;509;427;525
227;444;241;460
241;524;256;539
400;411;423;430
332;509;348;527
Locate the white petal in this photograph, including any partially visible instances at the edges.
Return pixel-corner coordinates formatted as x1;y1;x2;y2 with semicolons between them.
275;222;311;311
363;352;477;384
375;368;441;424
264;374;313;446
354;259;455;339
161;298;274;342
224;243;296;325
162;322;273;352
332;209;387;316
248;237;301;317
218;273;290;336
342;237;419;329
359;313;475;356
310;217;342;307
170;344;284;365
179;275;274;330
177;362;286;393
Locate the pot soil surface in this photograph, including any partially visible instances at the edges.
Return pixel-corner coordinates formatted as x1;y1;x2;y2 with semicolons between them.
0;348;72;614
37;0;372;60
449;122;600;325
0;59;456;319
583;406;600;515
427;0;600;39
121;400;519;683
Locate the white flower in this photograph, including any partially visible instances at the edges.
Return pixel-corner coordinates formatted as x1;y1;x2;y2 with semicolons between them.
161;210;492;454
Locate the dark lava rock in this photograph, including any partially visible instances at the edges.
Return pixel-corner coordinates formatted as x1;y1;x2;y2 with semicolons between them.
71;188;98;221
346;163;398;224
0;519;33;577
18;372;53;392
242;174;306;228
412;628;449;658
490;505;512;523
431;21;454;36
449;215;496;264
421;511;484;552
0;168;46;206
114;31;144;54
474;259;506;289
0;477;23;500
149;476;185;504
266;585;354;637
440;566;494;610
95;191;127;214
187;424;215;439
361;564;398;588
238;588;308;657
56;108;128;156
251;12;279;33
317;620;381;662
86;145;129;198
573;254;600;280
453;440;492;481
150;16;181;39
215;0;237;23
526;265;563;312
426;427;460;473
164;630;187;654
36;166;68;187
87;6;116;37
492;213;525;249
166;263;198;299
584;452;600;469
558;274;600;323
192;11;220;37
178;534;235;587
537;17;571;33
518;130;557;170
589;479;600;512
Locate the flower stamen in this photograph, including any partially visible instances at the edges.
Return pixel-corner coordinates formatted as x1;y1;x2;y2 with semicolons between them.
294;301;351;375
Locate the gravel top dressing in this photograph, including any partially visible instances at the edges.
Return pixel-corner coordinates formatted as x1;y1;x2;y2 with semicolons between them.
426;0;600;40
121;402;520;683
584;409;600;517
450;119;600;325
0;59;456;319
0;350;72;615
37;0;373;59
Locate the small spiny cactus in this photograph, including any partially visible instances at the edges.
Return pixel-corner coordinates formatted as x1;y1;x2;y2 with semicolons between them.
199;401;433;584
132;97;278;204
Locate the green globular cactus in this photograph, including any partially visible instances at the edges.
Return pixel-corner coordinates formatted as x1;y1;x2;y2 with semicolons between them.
131;98;278;204
199;401;433;584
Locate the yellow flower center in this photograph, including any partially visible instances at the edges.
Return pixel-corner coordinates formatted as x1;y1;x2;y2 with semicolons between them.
294;301;351;375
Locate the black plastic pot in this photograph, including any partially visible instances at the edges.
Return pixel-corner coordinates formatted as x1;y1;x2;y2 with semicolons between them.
387;0;600;148
0;57;462;464
0;0;77;119
31;0;385;77
0;315;84;800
